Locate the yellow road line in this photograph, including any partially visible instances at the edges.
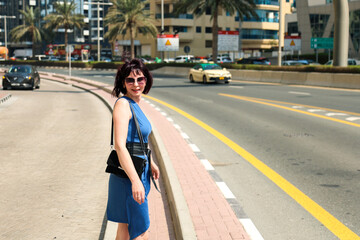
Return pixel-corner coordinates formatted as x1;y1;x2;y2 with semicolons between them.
219;93;360;128
144;94;360;240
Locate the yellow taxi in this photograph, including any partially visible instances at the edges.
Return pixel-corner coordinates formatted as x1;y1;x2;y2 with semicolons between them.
189;63;231;84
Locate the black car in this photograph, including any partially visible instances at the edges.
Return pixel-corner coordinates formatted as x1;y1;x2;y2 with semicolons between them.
236;57;271;65
2;65;40;90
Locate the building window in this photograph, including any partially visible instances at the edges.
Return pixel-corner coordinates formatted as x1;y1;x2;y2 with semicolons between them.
239;9;278;23
157;26;170;33
206;7;211;15
205;27;212;33
287;22;298;35
205;40;212;48
350;10;360;52
226;27;230;31
173;26;187;33
309;14;330;37
241;29;278;40
196;26;201;33
226;11;230;16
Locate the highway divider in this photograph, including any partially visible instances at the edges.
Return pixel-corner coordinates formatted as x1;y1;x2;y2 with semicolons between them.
151;66;360;89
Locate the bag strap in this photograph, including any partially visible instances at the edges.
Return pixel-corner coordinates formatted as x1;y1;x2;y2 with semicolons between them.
110;100;145;155
111;99;160;192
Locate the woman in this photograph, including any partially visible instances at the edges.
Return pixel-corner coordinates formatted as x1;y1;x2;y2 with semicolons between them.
107;59;160;240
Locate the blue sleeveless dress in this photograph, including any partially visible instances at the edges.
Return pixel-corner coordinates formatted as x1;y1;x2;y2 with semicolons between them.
106;96;152;239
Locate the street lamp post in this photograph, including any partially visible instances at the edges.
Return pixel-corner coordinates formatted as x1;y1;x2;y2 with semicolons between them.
0;15;16;60
92;1;112;62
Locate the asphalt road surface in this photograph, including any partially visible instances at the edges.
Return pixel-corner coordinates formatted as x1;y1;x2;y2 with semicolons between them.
0;80;111;239
38;68;360;239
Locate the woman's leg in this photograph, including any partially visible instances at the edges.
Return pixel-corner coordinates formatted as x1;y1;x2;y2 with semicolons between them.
133;230;149;240
116;223;130;240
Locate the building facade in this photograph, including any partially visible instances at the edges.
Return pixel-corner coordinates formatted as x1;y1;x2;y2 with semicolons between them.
286;0;360;58
1;0;112;57
132;0;293;59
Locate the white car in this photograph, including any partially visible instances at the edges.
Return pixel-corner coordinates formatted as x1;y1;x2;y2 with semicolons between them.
174;55;194;63
324;59;357;65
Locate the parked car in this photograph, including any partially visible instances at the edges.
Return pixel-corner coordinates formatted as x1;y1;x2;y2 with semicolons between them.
208;56;233;63
188;63;231;84
42;56;60;61
324;59;357;65
282;60;306;66
237;57;271;65
100;56;112;62
174;55;195;63
2;65;40;90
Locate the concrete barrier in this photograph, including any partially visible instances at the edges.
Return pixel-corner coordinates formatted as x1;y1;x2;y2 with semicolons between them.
152;66;360;89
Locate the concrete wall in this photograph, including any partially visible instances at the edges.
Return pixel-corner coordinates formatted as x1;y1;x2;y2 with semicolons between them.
152;66;360;89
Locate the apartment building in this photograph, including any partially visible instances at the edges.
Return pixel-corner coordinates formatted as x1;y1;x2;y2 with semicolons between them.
286;0;360;58
0;0;111;57
132;0;294;59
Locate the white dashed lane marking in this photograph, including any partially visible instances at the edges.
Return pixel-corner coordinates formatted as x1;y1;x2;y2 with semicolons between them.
216;182;236;199
326;112;348;116
346;117;360;121
288;91;311;95
200;159;215;171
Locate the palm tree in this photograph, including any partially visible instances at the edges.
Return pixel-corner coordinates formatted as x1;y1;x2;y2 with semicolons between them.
44;0;85;61
173;0;257;63
9;6;42;58
105;0;157;59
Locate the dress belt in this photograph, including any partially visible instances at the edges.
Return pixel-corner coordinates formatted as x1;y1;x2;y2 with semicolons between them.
126;142;149;156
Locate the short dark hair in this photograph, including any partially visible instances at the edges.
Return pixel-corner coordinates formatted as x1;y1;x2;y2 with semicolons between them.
112;58;153;97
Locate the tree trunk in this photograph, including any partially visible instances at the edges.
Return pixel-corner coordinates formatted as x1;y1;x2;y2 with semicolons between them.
212;4;219;63
130;23;135;59
65;26;68;61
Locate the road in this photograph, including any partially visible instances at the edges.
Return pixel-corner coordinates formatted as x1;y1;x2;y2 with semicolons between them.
0;79;111;239
39;68;360;239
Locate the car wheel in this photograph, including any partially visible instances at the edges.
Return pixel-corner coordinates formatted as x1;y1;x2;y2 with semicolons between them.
225;80;230;84
36;80;40;89
3;86;8;90
203;75;207;84
189;75;194;83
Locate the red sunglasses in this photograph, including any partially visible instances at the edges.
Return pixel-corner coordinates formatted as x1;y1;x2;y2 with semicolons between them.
125;76;147;85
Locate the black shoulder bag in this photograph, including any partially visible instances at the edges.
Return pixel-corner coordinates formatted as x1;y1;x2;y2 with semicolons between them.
105;102;160;192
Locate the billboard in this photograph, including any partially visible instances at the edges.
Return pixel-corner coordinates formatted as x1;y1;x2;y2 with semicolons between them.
218;31;239;51
157;34;179;51
284;36;302;51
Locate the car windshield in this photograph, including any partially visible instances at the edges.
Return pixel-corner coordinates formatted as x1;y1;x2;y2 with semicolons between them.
9;66;31;73
203;64;222;70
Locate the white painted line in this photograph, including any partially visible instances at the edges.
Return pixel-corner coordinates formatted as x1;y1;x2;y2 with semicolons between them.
103;221;118;240
93;75;103;78
150;103;155;107
189;143;200;152
166;117;174;122
155;107;161;111
180;132;189;139
216;182;235;199
346;117;360;121
161;112;167;116
106;76;114;78
155;78;164;81
229;86;244;89
307;109;325;112
288;91;310;95
200;159;215;171
173;124;181;130
239;218;264;240
292;106;303;109
326;112;348;116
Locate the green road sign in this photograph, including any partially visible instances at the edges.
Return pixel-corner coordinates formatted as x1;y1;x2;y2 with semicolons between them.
311;38;333;49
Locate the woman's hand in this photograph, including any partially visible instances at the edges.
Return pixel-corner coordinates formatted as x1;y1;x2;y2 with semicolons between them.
132;179;145;205
151;162;160;180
